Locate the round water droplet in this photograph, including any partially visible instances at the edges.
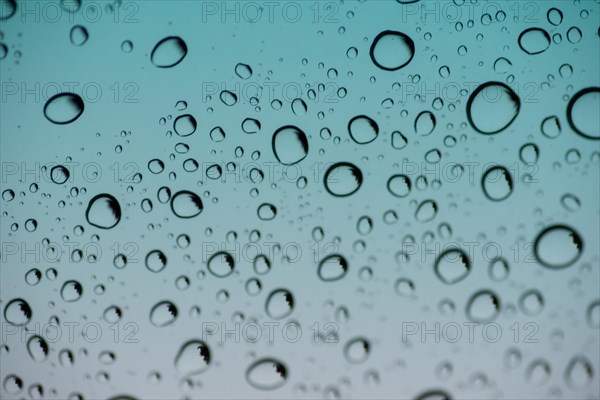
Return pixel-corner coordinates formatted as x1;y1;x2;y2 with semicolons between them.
324;162;363;197
207;251;235;278
257;203;277;221
415;199;438;222
317;254;349;282
467;82;520;134
488;257;510;282
434;248;471;284
481;166;513;201
560;193;581;212
151;36;187;68
4;298;32;326
518;28;551;55
272;125;309;165
61;280;83;302
348;115;379;144
242;118;261;134
25;268;42;285
564;355;593;389
534;224;583;269
465;289;500;323
175;340;210;374
566;87;599;140
370;30;415;71
43;93;84;125
85;194;121;229
519;289;544;316
414;111;436;136
344;337;370;364
150;301;178;327
69;25;89;46
235;63;252;79
265;288;294;319
246;358;288;390
103;305;122;324
519;143;539;164
547;8;563;26
170;190;203;218
173;114;197;137
145;250;167;273
387;174;411;198
50;165;70;184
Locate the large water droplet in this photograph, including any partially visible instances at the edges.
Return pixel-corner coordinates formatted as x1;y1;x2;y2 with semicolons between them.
0;0;17;21
518;28;551;55
85;194;121;229
43;93;84;125
566;87;599;140
467;82;520;134
4;298;32;326
170;190;203;218
246;358;288;390
324;162;363;197
348;115;379;144
534;224;583;269
414;111;436;136
370;30;415;71
272;125;309;165
151;36;187;68
317;254;349;282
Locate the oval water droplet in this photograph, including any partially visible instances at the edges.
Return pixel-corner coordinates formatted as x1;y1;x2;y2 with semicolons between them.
151;36;187;68
43;93;84;125
173;114;197;137
85;194;121;229
207;251;235;278
246;358;288;390
518;28;551;55
434;248;471;284
27;336;49;362
50;165;70;184
519;289;544;316
4;298;32;326
235;63;253;79
150;301;178;327
467;82;520;134
61;280;83;302
414;111;436;136
370;30;415;71
348;115;379;144
257;203;277;221
174;340;210;374
272;125;309;165
465;289;500;323
324;162;363;197
344;337;370;364
565;355;594;389
415;199;438;222
69;25;89;46
534;224;583;269
566;87;599;140
481;166;513;201
387;174;411;198
317;254;349;282
145;250;167;273
170;190;203;218
265;288;294;319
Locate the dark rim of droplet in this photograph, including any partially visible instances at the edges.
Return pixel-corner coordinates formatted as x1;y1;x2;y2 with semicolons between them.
533;224;584;269
348;115;379;144
414;389;453;400
246;358;288;390
466;81;520;135
369;30;415;71
324;162;363;197
566;87;600;140
44;93;85;125
481;166;513;202
85;193;121;229
518;28;551;55
151;36;187;68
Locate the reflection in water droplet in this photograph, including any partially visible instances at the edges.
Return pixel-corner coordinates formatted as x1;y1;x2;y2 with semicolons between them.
467;82;520;134
317;254;349;282
370;30;415;71
86;194;121;229
265;288;294;319
43;93;84;125
324;162;363;197
465;290;500;323
272;125;309;165
150;301;178;327
348;115;379;144
534;224;583;269
246;358;288;390
518;28;551;55
151;36;187;68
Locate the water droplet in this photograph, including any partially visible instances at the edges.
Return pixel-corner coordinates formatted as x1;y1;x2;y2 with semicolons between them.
150;301;178;327
465;290;500;323
415;199;438;222
43;93;84;124
387;174;411;198
481;166;513;201
175;340;210;374
220;90;238;106
566;87;599;140
414;389;453;400
246;358;288;390
235;63;252;79
547;8;563;26
85;194;121;229
27;336;48;362
4;298;32;326
560;193;581;212
170;190;203;218
242;117;261;134
207;251;235;278
272;125;309;165
0;0;17;21
344;337;370;364
519;143;539;164
265;288;294;319
415;111;436;136
348;115;379;144
541;115;562;138
257;203;277;221
173;114;197;137
525;359;551;386
69;25;89;46
391;131;408;149
103;305;122;324
317;254;349;282
434;248;471;284
518;28;551;55
488;257;510;282
534;224;583;269
324;162;363;197
151;36;187;68
564;355;594;389
519;289;544;316
61;280;83;302
467;82;520;134
370;30;415;71
50;165;70;184
145;250;167;273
